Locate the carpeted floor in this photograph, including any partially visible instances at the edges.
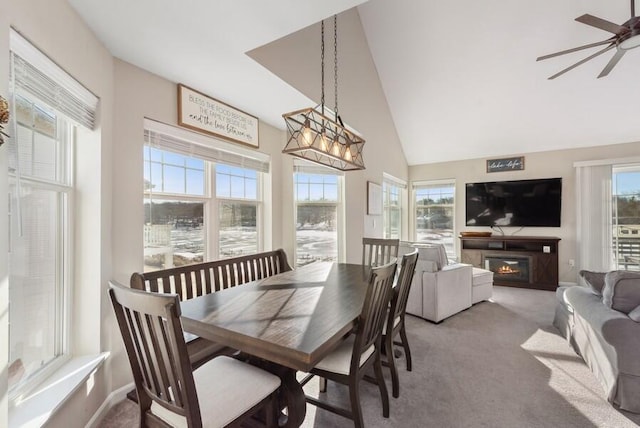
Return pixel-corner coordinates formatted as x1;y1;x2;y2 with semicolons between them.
98;286;640;427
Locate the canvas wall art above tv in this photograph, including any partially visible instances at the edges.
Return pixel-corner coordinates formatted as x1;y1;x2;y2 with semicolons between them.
465;178;562;227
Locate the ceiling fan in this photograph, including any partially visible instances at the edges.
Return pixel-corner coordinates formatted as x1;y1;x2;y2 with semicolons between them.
537;0;640;79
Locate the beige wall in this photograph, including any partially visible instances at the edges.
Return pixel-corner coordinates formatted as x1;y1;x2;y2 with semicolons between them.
1;0;114;426
410;140;640;284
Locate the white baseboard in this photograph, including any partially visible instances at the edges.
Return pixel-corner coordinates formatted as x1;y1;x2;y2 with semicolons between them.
558;281;577;287
86;382;134;428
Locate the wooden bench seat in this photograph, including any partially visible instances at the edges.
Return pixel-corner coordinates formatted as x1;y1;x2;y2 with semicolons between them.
130;248;292;367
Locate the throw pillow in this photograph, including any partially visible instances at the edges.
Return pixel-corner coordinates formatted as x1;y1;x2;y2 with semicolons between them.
602;270;640;314
579;270;606;295
629;305;640;323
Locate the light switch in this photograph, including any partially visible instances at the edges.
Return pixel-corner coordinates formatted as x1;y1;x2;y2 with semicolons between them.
543;245;551;253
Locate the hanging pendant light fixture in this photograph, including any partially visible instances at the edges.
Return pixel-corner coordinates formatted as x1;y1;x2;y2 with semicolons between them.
282;15;365;171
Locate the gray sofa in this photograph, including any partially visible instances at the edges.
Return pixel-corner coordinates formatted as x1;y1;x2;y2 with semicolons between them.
554;270;640;413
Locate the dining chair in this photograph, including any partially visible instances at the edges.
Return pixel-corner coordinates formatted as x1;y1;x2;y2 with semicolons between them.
383;249;419;398
301;260;397;428
109;281;281;428
362;237;400;267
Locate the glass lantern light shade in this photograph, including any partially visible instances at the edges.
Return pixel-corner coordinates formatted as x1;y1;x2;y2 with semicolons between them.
282;105;365;171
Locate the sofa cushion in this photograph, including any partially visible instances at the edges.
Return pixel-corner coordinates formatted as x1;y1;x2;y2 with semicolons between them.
472;267;493;286
630;305;640;323
602;270;640;314
413;244;448;270
579;270;606;295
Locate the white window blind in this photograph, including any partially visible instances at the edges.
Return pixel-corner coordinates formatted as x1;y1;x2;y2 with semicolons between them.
10;29;98;130
383;173;407;189
575;163;614;272
144;118;270;173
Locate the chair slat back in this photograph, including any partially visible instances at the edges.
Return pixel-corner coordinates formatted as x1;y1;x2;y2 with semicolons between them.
362;238;400;267
390;250;419;323
352;261;397;370
109;281;200;426
131;249;292;301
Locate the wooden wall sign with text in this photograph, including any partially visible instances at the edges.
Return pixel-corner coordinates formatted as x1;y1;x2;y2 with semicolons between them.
486;156;525;173
178;84;259;148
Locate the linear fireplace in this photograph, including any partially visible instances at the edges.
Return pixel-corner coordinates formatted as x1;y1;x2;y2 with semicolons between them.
460;236;560;290
483;255;531;283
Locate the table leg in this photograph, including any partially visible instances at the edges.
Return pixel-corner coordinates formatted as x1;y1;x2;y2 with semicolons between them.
275;367;306;428
240;355;306;428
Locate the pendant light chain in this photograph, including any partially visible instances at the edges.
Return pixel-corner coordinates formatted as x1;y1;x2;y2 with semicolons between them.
281;13;365;171
321;20;325;115
334;14;339;122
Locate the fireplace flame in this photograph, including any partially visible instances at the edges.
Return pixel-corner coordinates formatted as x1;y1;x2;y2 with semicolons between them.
497;265;520;275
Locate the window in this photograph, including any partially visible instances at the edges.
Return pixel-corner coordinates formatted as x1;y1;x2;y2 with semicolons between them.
8;94;73;397
383;175;406;239
613;166;640;271
216;164;259;258
7;29;98;400
576;161;640;272
144;146;206;270
294;162;343;267
143;119;268;271
414;181;456;258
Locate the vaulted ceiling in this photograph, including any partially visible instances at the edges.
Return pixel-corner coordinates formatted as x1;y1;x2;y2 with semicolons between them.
68;0;640;165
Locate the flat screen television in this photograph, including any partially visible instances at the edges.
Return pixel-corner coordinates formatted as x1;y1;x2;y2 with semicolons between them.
465;178;562;227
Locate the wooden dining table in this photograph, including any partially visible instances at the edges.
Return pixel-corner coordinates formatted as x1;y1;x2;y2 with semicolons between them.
179;261;371;428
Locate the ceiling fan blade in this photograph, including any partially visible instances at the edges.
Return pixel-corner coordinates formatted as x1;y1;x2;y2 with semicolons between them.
575;14;629;35
598;49;626;78
537;38;615;61
548;43;615;79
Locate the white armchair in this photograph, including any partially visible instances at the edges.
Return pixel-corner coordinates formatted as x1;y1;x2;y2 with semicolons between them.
400;242;473;323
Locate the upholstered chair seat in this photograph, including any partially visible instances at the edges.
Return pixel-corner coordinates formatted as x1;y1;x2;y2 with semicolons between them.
313;336;375;375
151;356;281;428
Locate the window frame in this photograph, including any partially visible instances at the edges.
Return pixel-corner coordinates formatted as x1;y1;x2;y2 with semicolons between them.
293;169;345;267
7;92;74;401
143;144;264;266
382;175;406;240
412;179;456;258
612;165;640;271
214;163;263;258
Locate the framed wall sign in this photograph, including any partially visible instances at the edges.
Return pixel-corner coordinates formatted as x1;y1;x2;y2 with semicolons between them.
177;84;259;148
486;156;525;173
367;181;382;215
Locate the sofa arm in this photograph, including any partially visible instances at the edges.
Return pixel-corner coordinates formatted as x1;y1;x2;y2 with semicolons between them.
420;264;473;322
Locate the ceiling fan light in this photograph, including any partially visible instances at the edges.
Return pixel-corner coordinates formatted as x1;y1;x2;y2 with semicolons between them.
619;33;640;50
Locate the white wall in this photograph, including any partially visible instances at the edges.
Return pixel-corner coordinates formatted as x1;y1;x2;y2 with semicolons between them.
410;140;640;284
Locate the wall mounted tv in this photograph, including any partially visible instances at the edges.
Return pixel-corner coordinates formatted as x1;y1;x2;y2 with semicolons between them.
465;178;562;227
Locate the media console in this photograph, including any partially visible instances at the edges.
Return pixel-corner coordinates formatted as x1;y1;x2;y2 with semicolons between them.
460;235;560;291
